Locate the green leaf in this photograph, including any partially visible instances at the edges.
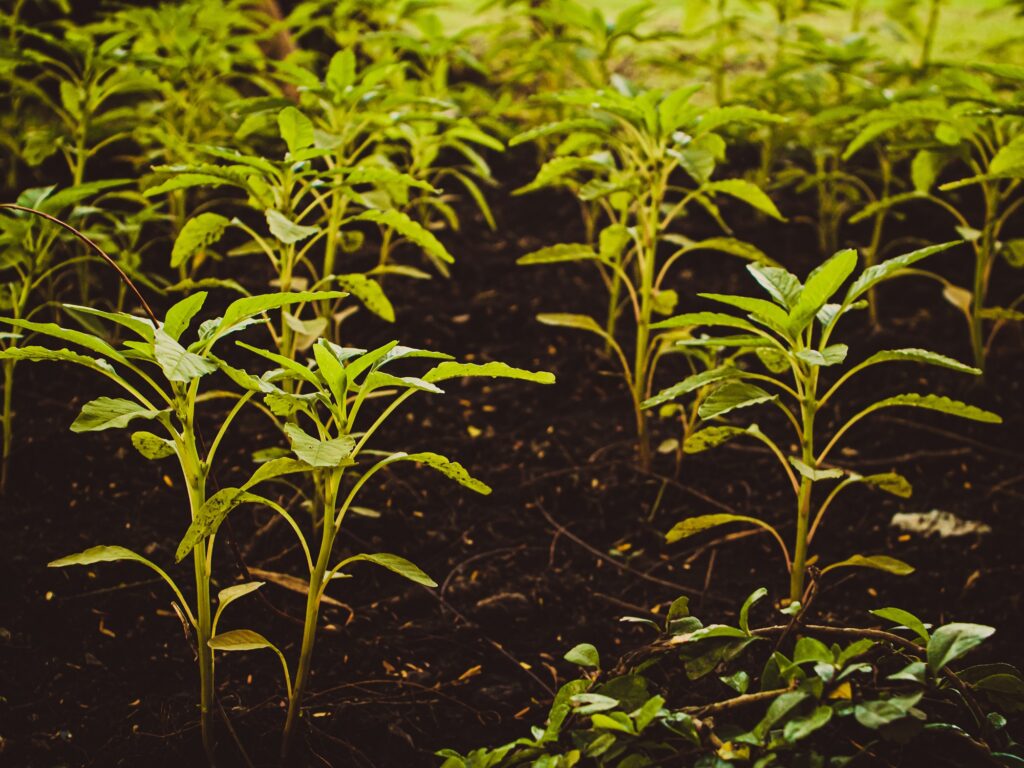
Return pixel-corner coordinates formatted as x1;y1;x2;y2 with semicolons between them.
748;264;802;308
218;291;346;334
642;366;741;409
244;456;311;488
49;544;154;569
796;344;848;367
64;305;155;342
339;553;436;587
277;106;314;154
385;452;491;494
698;382;776;420
783;705;833;743
855;692;923;729
845;242;961;304
788;249;858;333
284;423;355;467
208;628;278;652
326;49;356;93
266;209;318;244
698;292;790;329
154;328;217;382
131;430;175;460
331;274;393;322
163;292;208;342
71;397;163;433
0;345;114;374
871;607;930;643
651;311;759;334
1;317;127;364
176;488;263;561
859;472;913;498
355;209;453;264
517;243;599;265
739;587;767;634
172;214;229;269
145;173;232;197
859;348;979;375
788;457;844;481
217;581;264;610
865;393;1001;424
822;554;914;576
422;361;554;385
666;513;775;543
928;623;996;673
564;643;600;668
752;691;810;739
682;425;748;453
702;179;785;221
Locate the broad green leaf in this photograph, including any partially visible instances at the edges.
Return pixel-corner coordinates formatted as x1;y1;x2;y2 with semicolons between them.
171;214;229;268
355;209;453;264
822;554;914;576
854;692;923;729
871;607;930;643
326;49;356;93
284;423;355;467
698;382;776;420
752;691;810;739
266;209;318;244
642;366;741;409
176;488;263;561
332;274;393;322
928;623;995;673
208;628;278;652
912;150;946;193
783;706;833;743
517;243;599;265
694;106;784;136
845;242;961;304
702;179;785;221
278;106;314;154
682;425;747;453
339;553;436;587
163;292;208;342
537;313;610;341
154;328;217;382
859;348;979;375
423;361;554;385
71;397;163;433
989;137;1024;177
131;430;175;460
788;249;858;333
244;456;311;488
0;345;114;373
564;643;600;668
865;393;1001;424
666;513;775;543
2;317;127;364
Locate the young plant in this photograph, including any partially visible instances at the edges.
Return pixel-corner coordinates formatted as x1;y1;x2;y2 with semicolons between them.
645;243;1001;602
0;240;342;762
209;337;554;758
513;84;784;468
844;81;1024;370
442;590;1023;767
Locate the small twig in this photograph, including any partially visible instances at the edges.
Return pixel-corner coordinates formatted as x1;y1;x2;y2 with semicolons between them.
0;203;158;324
217;700;256;768
685;687;790;716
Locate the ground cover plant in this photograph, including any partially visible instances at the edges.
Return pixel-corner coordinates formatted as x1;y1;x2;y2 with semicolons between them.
0;1;1022;766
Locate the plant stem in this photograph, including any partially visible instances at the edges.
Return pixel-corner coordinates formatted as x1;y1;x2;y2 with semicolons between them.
918;0;942;72
1;359;13;494
789;371;817;602
281;472;339;760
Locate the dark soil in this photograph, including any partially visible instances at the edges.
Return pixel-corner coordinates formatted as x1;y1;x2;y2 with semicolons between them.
1;148;1022;768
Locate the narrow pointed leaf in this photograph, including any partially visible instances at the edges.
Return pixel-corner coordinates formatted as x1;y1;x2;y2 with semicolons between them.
698;382;776;420
339;553;436;587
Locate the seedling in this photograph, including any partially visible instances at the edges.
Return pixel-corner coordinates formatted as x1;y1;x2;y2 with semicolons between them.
645;243;1001;601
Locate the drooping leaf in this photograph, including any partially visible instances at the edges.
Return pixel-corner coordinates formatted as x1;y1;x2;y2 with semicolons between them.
682;425;748;453
858;348;979;375
50;544;155;569
871;607;930;643
217;582;264;611
666;513;776;543
702;179;785;220
176;488;263;561
131;430;176;460
517;243;599;265
844;242;961;304
383;452;491;494
216;291;346;334
338;553;436;587
859;472;913;498
642;367;741;409
355;209;453;264
822;554;915;576
865;393;1001;424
